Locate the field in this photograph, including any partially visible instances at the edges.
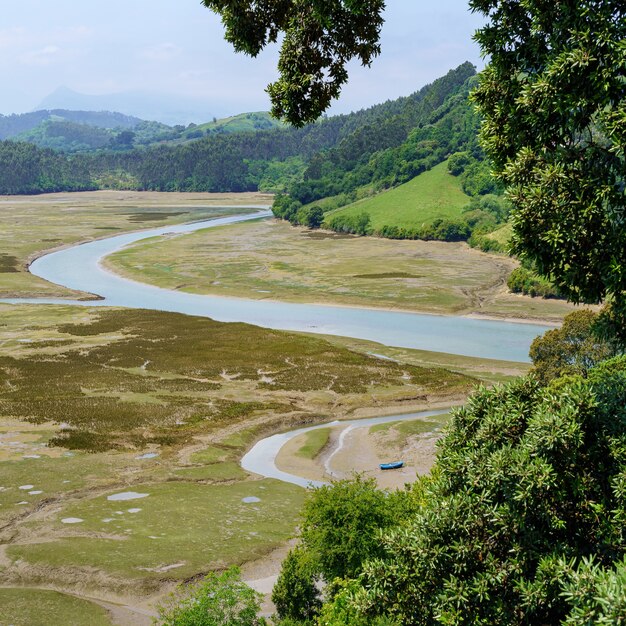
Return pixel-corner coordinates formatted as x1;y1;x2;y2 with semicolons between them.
0;190;270;299
107;217;581;322
325;161;470;230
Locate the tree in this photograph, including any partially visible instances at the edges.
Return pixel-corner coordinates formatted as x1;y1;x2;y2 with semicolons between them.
271;547;322;622
304;205;324;229
530;309;620;384
201;0;385;126
344;358;626;625
157;567;266;626
470;0;626;330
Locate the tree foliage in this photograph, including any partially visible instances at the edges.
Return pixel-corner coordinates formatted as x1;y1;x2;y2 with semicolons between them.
272;547;322;622
470;0;626;326
201;0;385;126
530;309;620;384
344;358;626;624
157;567;265;626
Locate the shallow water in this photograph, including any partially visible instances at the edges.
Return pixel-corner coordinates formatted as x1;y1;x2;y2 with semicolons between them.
241;409;449;489
2;209;549;362
107;491;149;502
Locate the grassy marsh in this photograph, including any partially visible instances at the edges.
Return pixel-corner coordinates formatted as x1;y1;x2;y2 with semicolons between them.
0;303;476;603
107;218;580;323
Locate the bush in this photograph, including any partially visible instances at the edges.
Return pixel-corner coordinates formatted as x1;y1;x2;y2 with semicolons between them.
325;211;371;235
507;266;562;298
157;567;266;626
351;360;626;624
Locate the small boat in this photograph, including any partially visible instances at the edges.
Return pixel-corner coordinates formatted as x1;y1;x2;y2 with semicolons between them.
380;461;404;470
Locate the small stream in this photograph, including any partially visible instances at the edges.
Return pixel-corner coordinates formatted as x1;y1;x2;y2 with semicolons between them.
241;409;450;488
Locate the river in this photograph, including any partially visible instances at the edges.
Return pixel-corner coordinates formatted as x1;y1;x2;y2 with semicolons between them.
2;209;550;362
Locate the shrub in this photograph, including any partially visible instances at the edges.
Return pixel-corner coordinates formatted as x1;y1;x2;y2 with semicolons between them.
157;567;266;626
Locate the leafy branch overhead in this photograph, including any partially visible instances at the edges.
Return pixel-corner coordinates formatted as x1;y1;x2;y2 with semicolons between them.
201;0;386;126
470;0;626;327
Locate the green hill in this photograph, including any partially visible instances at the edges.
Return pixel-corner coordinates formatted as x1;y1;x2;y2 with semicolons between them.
184;112;283;138
325;161;470;230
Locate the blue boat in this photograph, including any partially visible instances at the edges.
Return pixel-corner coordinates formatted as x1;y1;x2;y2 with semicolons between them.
380;461;404;470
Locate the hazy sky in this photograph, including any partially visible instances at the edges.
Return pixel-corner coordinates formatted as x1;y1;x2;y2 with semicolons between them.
0;1;486;120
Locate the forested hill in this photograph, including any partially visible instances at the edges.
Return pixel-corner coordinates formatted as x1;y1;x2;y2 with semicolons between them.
0;110;143;139
0;63;477;195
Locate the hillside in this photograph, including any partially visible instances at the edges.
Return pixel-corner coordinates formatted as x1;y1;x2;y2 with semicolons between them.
0;109;143;139
325;161;470;230
0;63;486;196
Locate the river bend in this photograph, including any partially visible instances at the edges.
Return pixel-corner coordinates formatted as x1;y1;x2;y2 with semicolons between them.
2;209;549;362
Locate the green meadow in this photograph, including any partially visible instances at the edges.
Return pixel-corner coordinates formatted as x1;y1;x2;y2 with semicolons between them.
325;161;470;230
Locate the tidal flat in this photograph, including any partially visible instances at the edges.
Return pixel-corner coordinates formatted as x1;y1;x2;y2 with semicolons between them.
0;303;476;620
0;190;270;299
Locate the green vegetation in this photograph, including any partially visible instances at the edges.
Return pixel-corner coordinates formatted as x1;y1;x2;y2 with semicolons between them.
273;475;413;622
158;567;266;626
0;589;112;626
296;428;331;460
369;416;449;450
0;307;461;452
0;141;94;194
529;309;621;385
325;161;469;231
182;111;282;137
507;266;562;299
9;479;304;582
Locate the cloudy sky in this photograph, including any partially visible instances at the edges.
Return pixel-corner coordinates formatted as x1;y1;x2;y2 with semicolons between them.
0;1;486;122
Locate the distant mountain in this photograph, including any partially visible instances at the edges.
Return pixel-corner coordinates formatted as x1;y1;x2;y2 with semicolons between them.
36;86;217;126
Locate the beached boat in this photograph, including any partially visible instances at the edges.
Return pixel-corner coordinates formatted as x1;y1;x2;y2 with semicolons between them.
380;461;404;470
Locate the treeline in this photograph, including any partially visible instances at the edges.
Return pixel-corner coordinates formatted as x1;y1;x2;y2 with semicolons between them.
0;141;94;194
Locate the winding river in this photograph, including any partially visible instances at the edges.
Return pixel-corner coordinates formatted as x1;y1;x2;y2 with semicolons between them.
2;209;554;486
3;208;549;362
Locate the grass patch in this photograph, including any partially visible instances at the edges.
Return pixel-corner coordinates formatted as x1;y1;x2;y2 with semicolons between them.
486;223;513;246
370;415;451;450
0;589;112;626
8;479;305;583
327;161;470;230
0;253;19;273
295;427;331;460
0;306;473;452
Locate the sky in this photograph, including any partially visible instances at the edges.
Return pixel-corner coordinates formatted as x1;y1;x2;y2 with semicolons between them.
0;1;486;123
